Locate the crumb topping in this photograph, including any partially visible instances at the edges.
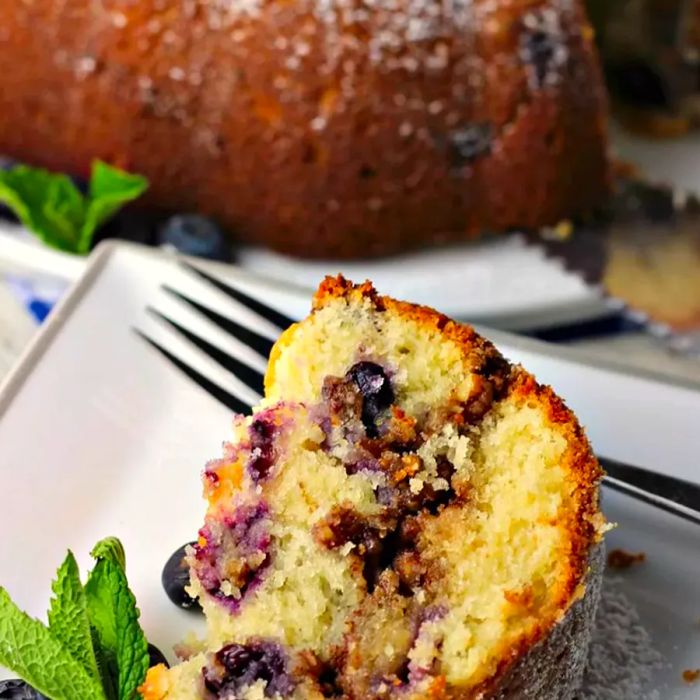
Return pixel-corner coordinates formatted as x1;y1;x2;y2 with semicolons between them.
607;549;646;570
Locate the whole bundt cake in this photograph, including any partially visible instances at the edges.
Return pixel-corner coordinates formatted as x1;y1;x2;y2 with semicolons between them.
139;276;606;700
0;0;609;258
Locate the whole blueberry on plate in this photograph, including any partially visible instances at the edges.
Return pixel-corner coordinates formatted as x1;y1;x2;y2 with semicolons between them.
158;214;230;261
0;679;46;699
148;643;170;669
162;542;201;611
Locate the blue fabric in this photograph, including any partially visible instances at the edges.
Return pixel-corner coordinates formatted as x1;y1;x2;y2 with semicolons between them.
4;274;63;325
27;299;53;323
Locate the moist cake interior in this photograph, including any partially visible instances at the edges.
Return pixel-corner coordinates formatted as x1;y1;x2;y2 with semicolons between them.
141;277;604;700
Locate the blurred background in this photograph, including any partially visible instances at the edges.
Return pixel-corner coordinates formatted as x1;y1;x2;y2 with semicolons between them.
1;0;699;382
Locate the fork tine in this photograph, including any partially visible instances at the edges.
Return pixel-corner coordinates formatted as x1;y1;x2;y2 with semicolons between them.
180;261;295;330
163;285;275;360
147;307;265;397
134;329;254;414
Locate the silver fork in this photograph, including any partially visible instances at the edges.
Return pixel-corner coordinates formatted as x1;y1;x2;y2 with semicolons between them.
136;260;700;527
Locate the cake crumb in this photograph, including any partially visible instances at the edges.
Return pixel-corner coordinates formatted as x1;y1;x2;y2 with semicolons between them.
607;549;646;569
339;541;355;556
683;669;700;683
409;477;425;494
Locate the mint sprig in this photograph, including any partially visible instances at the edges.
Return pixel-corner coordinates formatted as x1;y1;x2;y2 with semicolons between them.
0;161;149;254
0;589;105;700
86;551;149;700
48;552;101;683
0;537;150;700
91;537;127;571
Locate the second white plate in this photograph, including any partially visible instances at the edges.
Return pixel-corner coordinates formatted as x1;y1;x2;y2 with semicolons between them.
238;235;609;330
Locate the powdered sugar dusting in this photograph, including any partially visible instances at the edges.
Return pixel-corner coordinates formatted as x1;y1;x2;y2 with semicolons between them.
578;578;665;700
51;0;586;138
311;0;477;71
39;0;599;203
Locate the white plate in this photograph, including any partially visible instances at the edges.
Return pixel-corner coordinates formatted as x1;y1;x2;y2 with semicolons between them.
1;219;608;332
0;241;698;698
237;236;610;331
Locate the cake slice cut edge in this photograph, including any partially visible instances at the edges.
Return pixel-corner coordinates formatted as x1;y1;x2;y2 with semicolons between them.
141;275;607;700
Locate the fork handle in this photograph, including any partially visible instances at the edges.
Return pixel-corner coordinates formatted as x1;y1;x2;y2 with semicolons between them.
600;456;700;526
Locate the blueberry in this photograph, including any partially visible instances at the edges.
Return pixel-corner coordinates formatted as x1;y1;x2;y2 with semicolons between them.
348;362;393;406
347;362;395;437
148;643;170;669
192;507;272;613
448;124;492;167
520;29;556;87
0;680;46;699
158;214;230;261
247;418;276;483
161;543;201;611
217;644;259;675
203;641;295;697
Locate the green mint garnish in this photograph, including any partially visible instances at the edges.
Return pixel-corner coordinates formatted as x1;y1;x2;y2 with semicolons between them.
91;537;127;571
48;552;102;684
0;160;148;255
0;589;106;700
0;537;150;700
86;547;149;700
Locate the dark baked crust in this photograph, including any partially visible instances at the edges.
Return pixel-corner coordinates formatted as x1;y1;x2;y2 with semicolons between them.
0;0;609;258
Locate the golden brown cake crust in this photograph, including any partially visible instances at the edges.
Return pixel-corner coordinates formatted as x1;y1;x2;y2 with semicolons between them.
0;0;609;258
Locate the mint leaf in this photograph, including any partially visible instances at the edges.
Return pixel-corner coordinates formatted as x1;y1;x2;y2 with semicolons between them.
0;587;106;700
91;537;127;571
47;552;101;684
80;161;149;254
0;167;85;253
0;160;148;255
86;559;149;700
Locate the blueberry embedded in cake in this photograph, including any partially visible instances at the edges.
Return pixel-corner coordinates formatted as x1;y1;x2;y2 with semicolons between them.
140;276;606;700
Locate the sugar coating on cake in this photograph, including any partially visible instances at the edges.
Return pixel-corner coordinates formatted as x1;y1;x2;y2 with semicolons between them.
140;276;606;700
0;0;609;258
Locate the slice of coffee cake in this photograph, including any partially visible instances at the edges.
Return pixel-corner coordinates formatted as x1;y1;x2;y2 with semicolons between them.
141;276;605;700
